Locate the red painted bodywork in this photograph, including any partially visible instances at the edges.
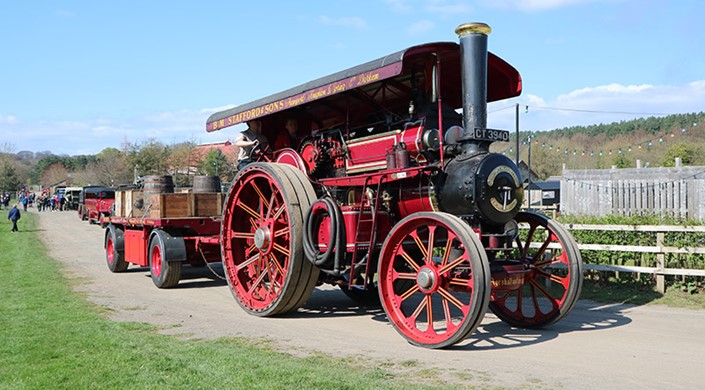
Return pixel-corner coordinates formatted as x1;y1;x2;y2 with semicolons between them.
106;216;222;267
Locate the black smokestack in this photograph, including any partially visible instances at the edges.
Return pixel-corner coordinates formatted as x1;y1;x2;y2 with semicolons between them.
455;22;491;151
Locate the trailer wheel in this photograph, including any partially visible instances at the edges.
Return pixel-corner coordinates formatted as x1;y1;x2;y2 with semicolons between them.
489;211;583;328
149;230;182;289
221;163;318;316
105;224;128;272
378;212;491;349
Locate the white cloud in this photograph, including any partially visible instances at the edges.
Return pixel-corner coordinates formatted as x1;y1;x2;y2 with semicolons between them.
485;0;598;11
319;16;367;29
0;114;18;124
0;108;233;155
407;20;435;35
386;0;412;12
488;80;705;132
425;0;473;15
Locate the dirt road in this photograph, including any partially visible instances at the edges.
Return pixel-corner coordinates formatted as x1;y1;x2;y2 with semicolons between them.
37;208;704;389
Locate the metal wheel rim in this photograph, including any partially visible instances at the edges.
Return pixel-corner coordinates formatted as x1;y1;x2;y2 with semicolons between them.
378;212;489;348
222;167;293;313
151;245;163;278
489;211;583;327
106;237;115;265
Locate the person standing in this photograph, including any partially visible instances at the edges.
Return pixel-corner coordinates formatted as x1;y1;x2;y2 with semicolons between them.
8;204;20;232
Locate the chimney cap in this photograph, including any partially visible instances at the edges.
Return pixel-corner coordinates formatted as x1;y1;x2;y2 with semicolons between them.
455;22;491;37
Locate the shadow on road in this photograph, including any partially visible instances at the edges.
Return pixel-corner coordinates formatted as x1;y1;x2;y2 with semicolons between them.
286;288;384;318
292;292;633;351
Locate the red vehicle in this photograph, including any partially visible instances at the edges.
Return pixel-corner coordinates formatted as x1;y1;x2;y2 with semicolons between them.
106;22;583;349
103;214;222;288
81;186;115;225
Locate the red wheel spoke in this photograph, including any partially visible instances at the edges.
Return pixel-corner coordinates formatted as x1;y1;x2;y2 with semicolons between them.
533;253;563;268
238;202;262;220
250;180;271;214
516;288;524;317
231;230;255;239
399;284;420;302
535;268;568;288
396;272;416;280
425;226;436;266
410;295;428;320
520;225;537;260
442;299;452;329
411;231;428;260
438;254;466;275
247;266;269;296
272;206;286;221
441;236;453;267
400;250;421;272
274;226;290;238
268;253;286;277
449;277;470;288
272;242;290;257
532;234;553;264
235;252;260;271
425;296;434;332
529;279;561;310
437;287;465;310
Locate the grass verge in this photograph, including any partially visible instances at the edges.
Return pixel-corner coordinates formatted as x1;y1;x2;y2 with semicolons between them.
0;213;439;389
580;277;705;309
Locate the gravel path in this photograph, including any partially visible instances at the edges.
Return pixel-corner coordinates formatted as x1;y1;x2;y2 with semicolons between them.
36;208;705;389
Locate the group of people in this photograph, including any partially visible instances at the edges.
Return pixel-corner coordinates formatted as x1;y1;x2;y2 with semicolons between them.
234;118;303;170
36;192;66;212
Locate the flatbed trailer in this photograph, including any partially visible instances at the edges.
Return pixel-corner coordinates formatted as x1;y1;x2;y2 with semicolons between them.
103;215;222;288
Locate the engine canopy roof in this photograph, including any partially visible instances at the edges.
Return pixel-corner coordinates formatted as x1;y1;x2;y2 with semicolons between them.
206;42;521;134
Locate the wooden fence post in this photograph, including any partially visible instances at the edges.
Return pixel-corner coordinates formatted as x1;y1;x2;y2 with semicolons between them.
656;232;665;294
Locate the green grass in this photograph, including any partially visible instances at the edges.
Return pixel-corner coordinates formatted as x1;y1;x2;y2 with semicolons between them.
0;213;444;390
580;277;705;309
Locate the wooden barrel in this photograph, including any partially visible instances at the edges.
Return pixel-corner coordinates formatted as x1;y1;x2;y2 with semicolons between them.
193;175;221;193
143;175;174;196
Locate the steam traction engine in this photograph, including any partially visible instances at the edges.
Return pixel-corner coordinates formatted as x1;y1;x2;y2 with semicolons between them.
207;23;583;348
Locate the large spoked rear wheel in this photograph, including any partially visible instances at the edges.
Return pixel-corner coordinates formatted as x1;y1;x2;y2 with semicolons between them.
221;163;319;317
489;211;583;328
378;212;491;349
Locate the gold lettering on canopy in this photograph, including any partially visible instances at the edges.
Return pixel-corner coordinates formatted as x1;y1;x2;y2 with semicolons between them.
206;62;403;132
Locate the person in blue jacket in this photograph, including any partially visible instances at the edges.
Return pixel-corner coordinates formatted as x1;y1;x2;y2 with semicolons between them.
8;204;20;232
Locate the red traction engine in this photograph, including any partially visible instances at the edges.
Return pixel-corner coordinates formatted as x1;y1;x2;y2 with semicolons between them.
208;22;583;348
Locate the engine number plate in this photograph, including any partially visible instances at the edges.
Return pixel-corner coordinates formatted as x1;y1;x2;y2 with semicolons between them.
470;128;510;142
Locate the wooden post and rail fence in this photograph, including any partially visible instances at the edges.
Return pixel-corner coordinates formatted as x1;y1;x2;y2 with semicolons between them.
549;223;705;293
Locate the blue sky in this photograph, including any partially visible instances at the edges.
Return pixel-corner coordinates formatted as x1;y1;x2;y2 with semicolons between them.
1;0;703;155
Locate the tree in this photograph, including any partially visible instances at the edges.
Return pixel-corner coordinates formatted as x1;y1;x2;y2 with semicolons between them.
169;141;197;187
199;148;231;179
41;162;69;187
0;162;20;192
126;139;171;176
660;142;695;167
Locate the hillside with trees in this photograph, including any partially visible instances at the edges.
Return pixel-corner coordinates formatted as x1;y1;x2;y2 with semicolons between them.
1;111;703;192
492;111;705;179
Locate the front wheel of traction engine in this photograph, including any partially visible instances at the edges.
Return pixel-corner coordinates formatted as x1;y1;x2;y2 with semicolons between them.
489;211;583;328
148;229;182;289
378;212;491;349
220;163;319;317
